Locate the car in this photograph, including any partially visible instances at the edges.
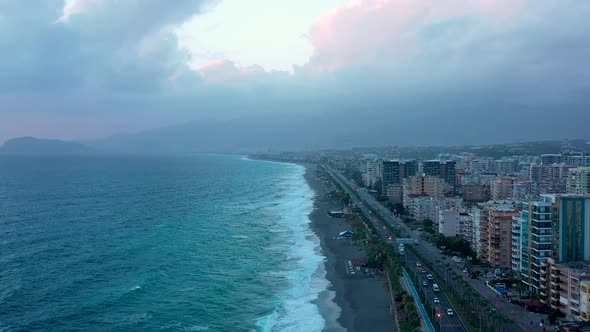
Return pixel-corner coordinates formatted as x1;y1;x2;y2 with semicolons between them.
416;262;422;268
434;297;440;303
447;309;454;316
426;274;433;280
421;269;427;273
422;281;428;286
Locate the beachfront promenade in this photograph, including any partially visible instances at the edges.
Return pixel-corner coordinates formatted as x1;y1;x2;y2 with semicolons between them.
325;164;555;332
324;165;466;332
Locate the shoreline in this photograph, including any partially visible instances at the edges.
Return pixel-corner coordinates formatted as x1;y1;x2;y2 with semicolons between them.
302;163;395;332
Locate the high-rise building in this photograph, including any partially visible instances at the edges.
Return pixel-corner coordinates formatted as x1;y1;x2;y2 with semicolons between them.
515;199;552;292
477;200;520;268
495;158;518;174
567;167;590;194
545;260;590;317
491;177;517;200
548;194;590;263
562;152;587;167
541;154;562;165
362;159;382;187
382;159;418;199
402;160;418;178
403;175;450;199
423;160;456;189
511;202;526;272
382;160;401;188
514;194;590;308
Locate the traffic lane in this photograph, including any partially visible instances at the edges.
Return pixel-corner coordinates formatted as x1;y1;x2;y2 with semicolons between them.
328;170;464;327
404;250;465;332
329;170;470;331
406;253;466;332
328;170;465;330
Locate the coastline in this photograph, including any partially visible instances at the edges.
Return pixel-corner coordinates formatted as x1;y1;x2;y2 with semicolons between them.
303;163;395;332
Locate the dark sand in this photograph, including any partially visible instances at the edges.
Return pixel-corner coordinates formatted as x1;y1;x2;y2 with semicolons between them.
304;165;395;332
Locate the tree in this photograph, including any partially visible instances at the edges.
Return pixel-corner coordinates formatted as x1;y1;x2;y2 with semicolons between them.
372;180;383;198
423;219;435;233
350;170;363;186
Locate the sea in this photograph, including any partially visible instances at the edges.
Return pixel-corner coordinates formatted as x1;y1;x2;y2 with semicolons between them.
0;154;332;331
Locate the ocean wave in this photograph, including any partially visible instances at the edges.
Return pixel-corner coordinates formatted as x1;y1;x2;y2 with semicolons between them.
255;164;334;332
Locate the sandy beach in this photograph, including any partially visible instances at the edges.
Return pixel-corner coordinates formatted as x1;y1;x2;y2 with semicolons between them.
304;164;395;332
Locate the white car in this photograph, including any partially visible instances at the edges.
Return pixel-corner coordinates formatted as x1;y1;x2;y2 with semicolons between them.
434;297;440;303
447;309;454;316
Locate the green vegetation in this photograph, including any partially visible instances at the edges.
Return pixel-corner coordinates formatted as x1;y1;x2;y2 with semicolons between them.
422;219;435;234
408;246;512;331
384;202;405;216
432;234;474;258
328;190;351;205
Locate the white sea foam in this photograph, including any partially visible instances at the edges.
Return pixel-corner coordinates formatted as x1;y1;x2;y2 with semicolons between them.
255;164;342;332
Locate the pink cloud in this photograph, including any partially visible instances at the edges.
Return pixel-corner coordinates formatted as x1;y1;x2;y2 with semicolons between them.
306;0;527;72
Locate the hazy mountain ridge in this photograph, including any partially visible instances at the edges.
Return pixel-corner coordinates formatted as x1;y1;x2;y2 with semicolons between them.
0;137;97;155
87;102;590;154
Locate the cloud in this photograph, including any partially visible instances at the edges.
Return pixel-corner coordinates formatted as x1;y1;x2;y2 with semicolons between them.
301;0;590;103
0;0;211;94
1;0;590;145
306;0;526;71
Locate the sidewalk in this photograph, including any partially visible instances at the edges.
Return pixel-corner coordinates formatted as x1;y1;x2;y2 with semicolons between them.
328;168;552;332
418;239;549;331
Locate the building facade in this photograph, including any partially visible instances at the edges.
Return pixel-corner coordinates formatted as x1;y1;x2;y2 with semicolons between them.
567;167;590;195
477;201;520;268
423;160;457;191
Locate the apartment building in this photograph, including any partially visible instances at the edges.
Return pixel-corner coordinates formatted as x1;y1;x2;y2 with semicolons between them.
515;199;553;293
477;200;520;268
423;160;457;191
382;159;418;199
462;184;490;202
362;159;382;187
581;280;590;321
403;174;450;199
546;260;590;319
567;167;590;194
518;194;590;311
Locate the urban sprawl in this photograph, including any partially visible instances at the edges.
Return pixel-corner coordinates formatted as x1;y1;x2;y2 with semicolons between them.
261;143;590;331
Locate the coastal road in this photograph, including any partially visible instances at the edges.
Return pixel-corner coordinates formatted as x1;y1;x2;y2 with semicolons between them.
323;165;466;332
325;165;530;332
403;251;464;332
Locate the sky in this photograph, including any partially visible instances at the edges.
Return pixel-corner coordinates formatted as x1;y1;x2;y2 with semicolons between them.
1;0;589;147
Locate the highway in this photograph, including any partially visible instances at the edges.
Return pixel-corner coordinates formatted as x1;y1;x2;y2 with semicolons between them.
324;165;466;332
324;165;533;332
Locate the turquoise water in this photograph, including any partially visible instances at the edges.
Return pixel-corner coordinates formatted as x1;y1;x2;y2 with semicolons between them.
0;155;326;331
